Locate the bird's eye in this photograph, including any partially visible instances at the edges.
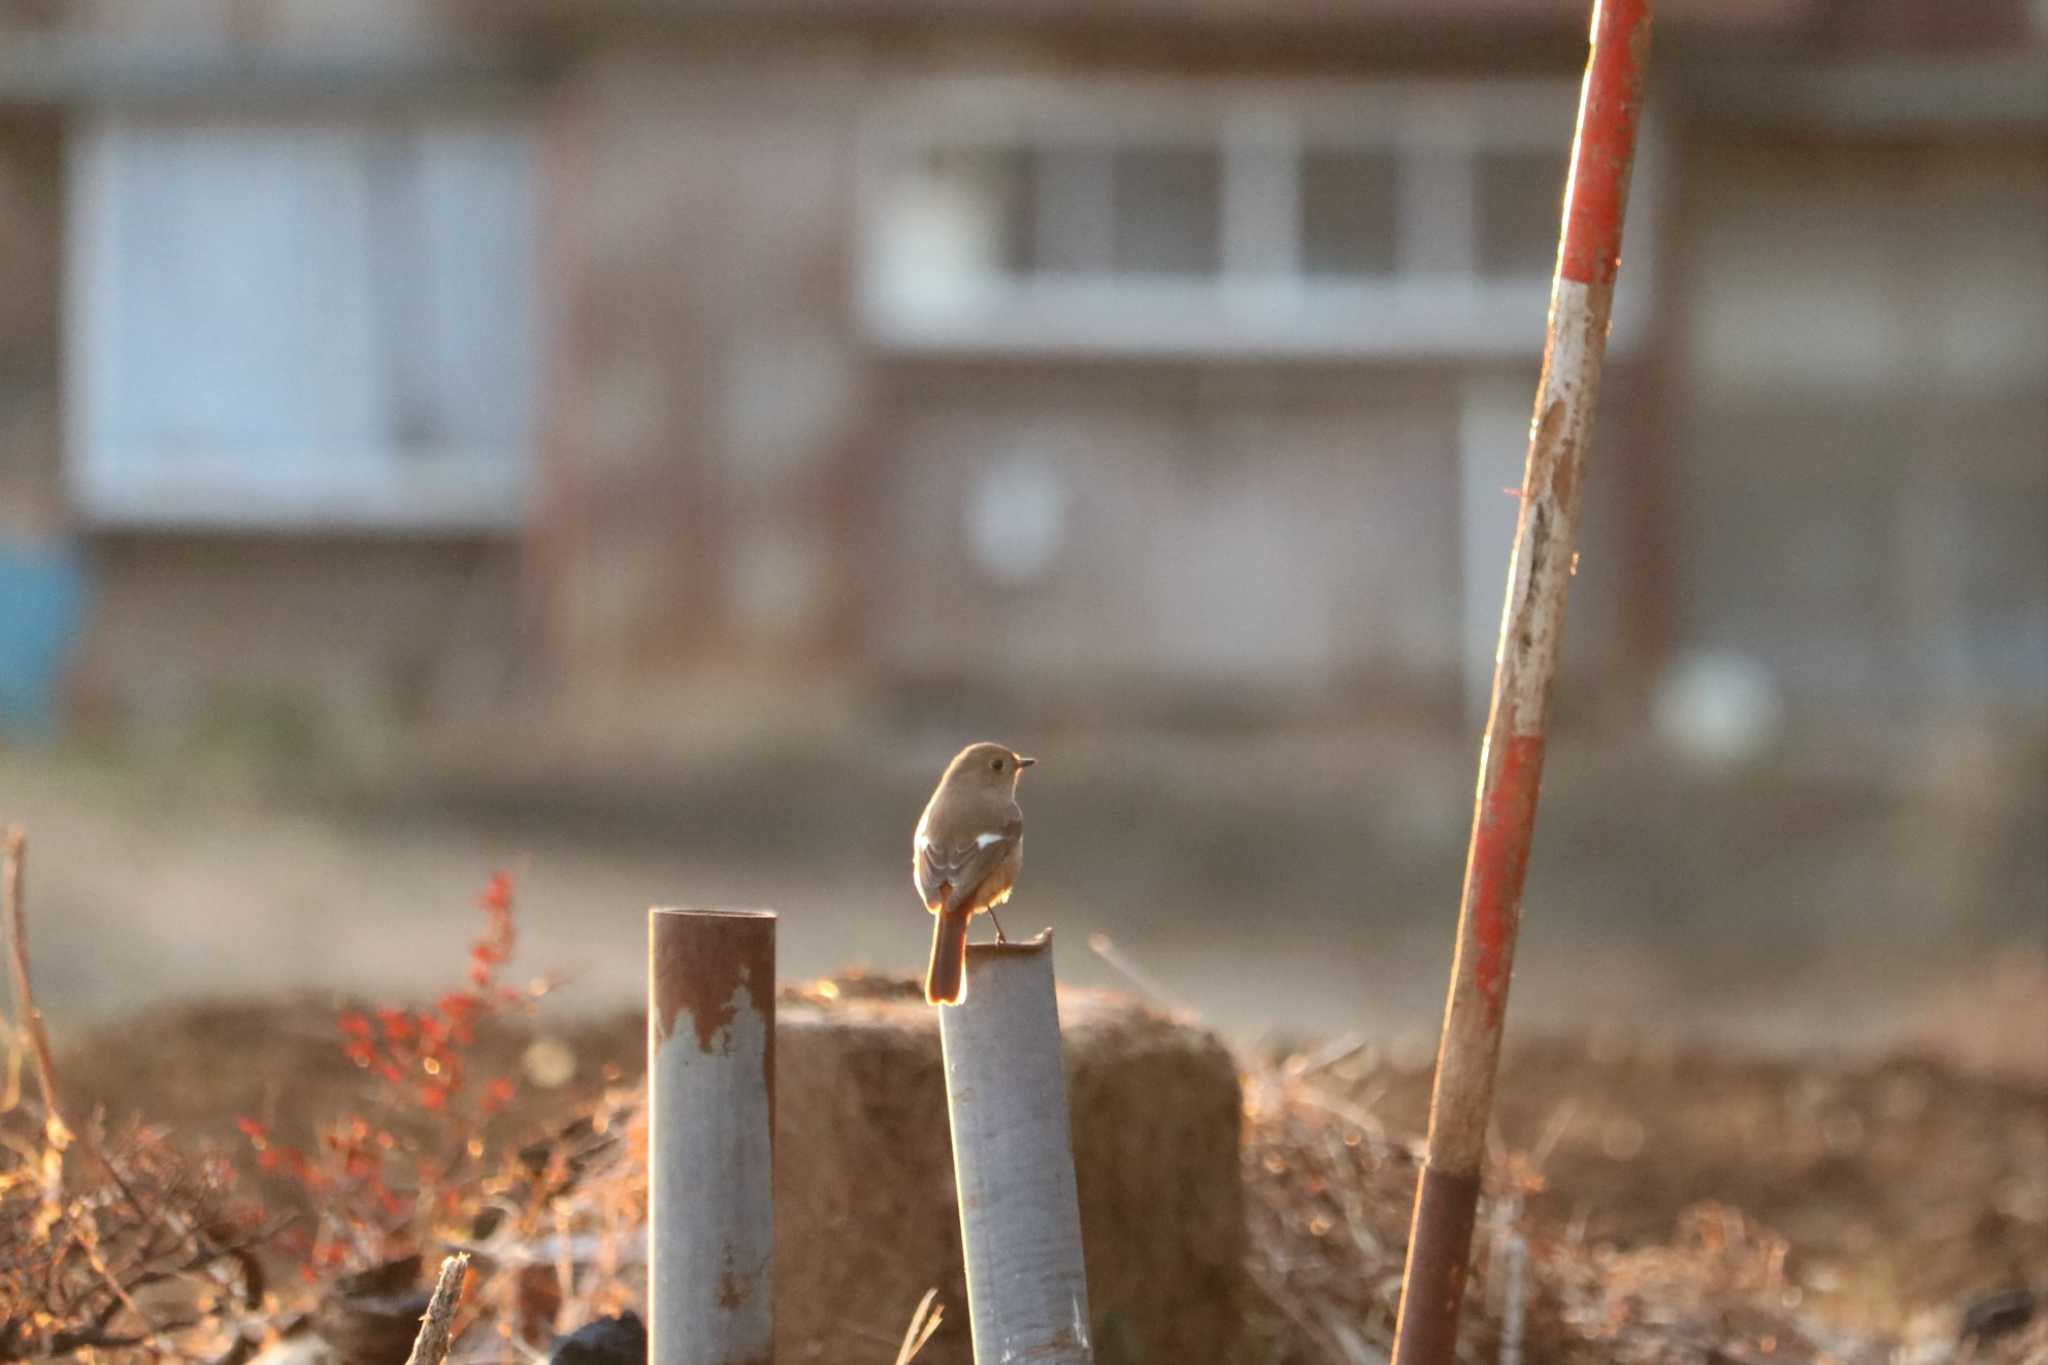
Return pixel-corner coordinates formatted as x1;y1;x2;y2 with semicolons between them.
991;758;1004;772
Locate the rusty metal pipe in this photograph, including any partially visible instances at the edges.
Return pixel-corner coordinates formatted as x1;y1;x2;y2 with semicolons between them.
938;932;1093;1365
1392;3;1653;1361
648;908;777;1365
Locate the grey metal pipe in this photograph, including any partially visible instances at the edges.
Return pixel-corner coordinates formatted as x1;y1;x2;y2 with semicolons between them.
938;931;1093;1365
647;907;777;1365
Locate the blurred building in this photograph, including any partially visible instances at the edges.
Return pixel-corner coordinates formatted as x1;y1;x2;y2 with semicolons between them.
0;0;2042;746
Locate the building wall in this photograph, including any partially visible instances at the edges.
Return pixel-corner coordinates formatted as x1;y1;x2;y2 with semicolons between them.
51;0;446;45
535;45;875;700
0;112;76;737
0;4;1667;741
0;113;64;538
871;367;1466;702
0;1;538;745
70;536;524;746
535;37;1642;722
25;5;2038;743
1673;132;2048;708
871;357;1640;711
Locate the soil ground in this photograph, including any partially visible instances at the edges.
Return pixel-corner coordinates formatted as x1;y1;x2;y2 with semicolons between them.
7;720;2042;1071
8;719;2045;1355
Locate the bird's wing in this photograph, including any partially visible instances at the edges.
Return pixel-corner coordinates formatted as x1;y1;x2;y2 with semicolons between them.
916;814;1022;913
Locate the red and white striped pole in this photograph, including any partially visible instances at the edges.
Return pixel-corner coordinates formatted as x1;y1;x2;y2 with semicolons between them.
1391;3;1652;1362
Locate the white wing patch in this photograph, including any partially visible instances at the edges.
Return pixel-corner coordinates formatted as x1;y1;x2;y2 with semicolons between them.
974;832;1004;848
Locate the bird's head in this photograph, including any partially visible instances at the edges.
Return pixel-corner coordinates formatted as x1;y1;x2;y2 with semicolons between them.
944;741;1036;796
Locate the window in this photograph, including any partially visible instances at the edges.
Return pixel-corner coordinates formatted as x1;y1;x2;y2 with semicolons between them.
1476;149;1572;279
1111;147;1222;273
66;109;537;530
860;79;1654;358
1299;148;1399;278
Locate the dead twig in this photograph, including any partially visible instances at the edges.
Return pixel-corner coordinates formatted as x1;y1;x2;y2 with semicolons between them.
2;829;63;1134
1086;932;1196;1016
893;1288;944;1365
2;828;152;1224
406;1254;473;1365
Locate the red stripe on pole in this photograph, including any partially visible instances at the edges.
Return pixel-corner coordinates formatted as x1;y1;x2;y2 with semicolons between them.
1559;0;1650;285
1467;732;1545;1028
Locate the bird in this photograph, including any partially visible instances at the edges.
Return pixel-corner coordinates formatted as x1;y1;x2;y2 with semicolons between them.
914;741;1035;1006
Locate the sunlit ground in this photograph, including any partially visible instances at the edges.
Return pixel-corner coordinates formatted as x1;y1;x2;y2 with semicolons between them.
11;713;2041;1080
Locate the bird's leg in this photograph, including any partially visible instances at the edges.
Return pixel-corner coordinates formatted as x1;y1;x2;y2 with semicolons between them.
986;907;1010;944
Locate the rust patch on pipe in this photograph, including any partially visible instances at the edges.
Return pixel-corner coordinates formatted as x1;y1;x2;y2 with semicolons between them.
1019;1328;1088;1359
650;909;776;1057
715;1265;756;1310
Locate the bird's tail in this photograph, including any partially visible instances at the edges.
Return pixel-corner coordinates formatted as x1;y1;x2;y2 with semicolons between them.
925;908;970;1006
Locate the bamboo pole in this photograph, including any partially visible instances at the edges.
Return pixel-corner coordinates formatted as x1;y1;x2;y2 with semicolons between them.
1391;4;1653;1361
647;908;777;1365
937;932;1093;1365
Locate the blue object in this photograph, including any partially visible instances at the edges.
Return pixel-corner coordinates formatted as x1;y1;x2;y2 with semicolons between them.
0;537;90;740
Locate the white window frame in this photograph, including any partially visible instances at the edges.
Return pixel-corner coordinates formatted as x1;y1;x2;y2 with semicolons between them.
64;107;537;533
858;77;1657;359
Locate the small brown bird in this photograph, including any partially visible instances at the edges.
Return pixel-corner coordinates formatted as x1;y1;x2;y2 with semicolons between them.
915;741;1035;1006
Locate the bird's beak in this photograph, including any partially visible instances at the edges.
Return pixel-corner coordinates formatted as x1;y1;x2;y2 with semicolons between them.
1016;755;1037;768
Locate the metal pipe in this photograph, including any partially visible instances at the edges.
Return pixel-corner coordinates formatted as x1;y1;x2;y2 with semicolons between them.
938;932;1093;1365
648;908;777;1365
1391;4;1653;1361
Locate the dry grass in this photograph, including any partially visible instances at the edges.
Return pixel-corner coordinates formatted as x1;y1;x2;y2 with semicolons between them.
2;829;270;1362
1234;1030;2047;1365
